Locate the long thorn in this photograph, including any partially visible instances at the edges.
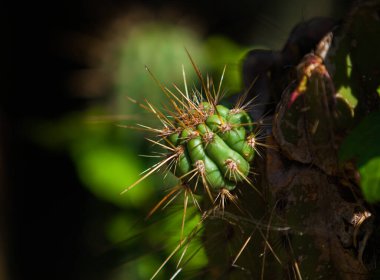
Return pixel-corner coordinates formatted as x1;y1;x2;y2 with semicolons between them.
121;154;176;194
146;186;181;219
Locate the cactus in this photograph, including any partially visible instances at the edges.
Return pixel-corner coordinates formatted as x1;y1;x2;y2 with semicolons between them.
119;59;269;279
122;59;262;196
166;102;256;193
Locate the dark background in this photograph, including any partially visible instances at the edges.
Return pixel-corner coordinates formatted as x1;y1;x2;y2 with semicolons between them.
3;1;351;279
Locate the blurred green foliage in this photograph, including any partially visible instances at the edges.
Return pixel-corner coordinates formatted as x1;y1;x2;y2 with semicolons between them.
71;132;152;208
204;36;250;93
113;23;206;114
339;112;380;202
